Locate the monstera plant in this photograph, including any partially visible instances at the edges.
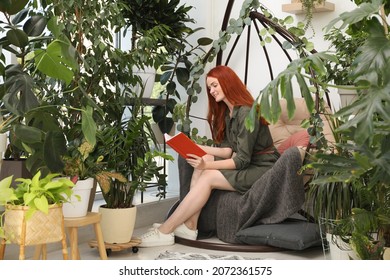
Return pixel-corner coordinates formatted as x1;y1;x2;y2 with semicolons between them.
0;0;80;175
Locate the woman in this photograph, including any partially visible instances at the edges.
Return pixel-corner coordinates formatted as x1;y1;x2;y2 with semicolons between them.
139;65;279;247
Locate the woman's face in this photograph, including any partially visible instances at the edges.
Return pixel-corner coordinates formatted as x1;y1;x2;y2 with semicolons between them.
206;76;226;103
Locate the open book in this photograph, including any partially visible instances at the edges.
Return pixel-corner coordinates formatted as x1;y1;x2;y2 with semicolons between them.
164;132;206;159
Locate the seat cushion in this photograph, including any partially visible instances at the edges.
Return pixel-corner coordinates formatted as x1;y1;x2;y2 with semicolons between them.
235;219;322;250
277;130;310;154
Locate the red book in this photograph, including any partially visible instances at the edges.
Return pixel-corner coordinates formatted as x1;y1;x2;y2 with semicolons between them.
164;132;207;159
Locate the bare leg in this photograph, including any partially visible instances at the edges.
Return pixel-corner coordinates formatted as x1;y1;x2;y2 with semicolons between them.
179;155;215;230
158;169;235;234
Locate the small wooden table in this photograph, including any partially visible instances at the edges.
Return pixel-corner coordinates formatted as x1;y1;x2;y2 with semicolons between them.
64;212;107;260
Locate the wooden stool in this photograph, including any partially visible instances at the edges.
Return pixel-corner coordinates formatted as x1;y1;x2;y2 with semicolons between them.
64;212;107;260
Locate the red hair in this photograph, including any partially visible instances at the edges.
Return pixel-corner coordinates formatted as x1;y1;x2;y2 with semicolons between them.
206;65;267;143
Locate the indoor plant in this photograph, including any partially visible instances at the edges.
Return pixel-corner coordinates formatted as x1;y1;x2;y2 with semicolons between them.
301;0;326;29
323;26;367;108
280;0;390;260
1;0;134;178
232;0;389;259
0;171;74;249
151;33;213;136
0;0;79;177
302;0;390;259
119;0;196;99
119;0;213;136
94;90;172;243
60;138;107;218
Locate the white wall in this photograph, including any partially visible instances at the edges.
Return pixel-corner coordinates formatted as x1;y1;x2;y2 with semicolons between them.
183;0;358;137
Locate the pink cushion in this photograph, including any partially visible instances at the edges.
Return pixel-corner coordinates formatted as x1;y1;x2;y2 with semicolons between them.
277;130;310;154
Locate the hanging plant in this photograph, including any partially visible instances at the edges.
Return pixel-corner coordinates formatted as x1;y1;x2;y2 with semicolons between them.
300;0;325;30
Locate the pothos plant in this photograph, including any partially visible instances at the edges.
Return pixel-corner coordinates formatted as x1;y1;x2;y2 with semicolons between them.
0;171;74;230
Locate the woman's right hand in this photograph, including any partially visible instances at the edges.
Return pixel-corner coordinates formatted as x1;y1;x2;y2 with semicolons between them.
186;154;207;170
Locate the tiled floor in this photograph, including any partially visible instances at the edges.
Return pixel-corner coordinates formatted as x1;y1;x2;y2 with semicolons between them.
1;189;325;260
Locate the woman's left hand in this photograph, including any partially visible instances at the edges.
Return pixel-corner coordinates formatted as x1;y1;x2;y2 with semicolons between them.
186;154;206;170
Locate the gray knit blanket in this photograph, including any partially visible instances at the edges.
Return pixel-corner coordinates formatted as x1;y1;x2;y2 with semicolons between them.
215;147;305;243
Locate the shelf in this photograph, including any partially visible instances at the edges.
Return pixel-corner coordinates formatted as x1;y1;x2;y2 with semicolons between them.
282;1;335;15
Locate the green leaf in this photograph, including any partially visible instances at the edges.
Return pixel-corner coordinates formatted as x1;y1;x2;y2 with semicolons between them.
325;0;381;32
176;67;190;87
6;28;28;48
0;176;17;204
0;0;29;15
197;37;213;46
34;39;76;85
3;67;39;115
160;71;172;85
23;192;35;206
166;81;176;95
245;104;257;132
14;124;43;144
82;106;97;147
23;15;47;36
34;196;49;214
296;74;314;113
351;25;390;86
43;131;66;173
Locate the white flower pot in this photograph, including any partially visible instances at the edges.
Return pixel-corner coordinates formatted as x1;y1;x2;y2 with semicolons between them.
338;87;358;108
133;66;156;98
326;233;358;260
99;206;137;244
62;178;94;218
0;133;7;153
0;133;8;174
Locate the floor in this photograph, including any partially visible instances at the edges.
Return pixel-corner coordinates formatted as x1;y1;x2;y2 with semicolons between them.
1;189;326;260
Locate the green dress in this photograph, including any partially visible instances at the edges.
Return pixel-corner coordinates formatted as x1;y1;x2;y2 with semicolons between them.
218;106;279;193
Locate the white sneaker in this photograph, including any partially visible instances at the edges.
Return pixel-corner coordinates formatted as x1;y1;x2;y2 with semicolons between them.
152;223;198;240
139;229;174;247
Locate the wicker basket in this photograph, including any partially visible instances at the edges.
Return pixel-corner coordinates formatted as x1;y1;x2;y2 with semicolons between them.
3;204;65;246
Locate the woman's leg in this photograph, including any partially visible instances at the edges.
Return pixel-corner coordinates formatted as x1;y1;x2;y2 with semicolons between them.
158;169;235;234
183;155;215;230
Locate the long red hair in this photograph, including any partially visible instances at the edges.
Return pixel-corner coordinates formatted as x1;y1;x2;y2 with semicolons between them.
206;65;266;143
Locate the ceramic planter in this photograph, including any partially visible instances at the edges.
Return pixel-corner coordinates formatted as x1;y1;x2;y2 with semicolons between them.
326;233;357;260
99;205;137;244
132;66;156;98
337;86;358;109
62;178;94;218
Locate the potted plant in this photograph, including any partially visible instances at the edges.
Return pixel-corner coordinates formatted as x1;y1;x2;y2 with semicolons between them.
311;0;390;260
323;26;367;108
0;171;74;259
304;116;375;259
278;0;390;259
119;0;213;135
233;0;389;259
118;0;195;99
282;1;335;30
0;0;79;178
1;0;135;179
95;95;173;244
60;138;107;218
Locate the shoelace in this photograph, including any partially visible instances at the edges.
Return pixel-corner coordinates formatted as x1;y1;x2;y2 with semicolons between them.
141;229;159;239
